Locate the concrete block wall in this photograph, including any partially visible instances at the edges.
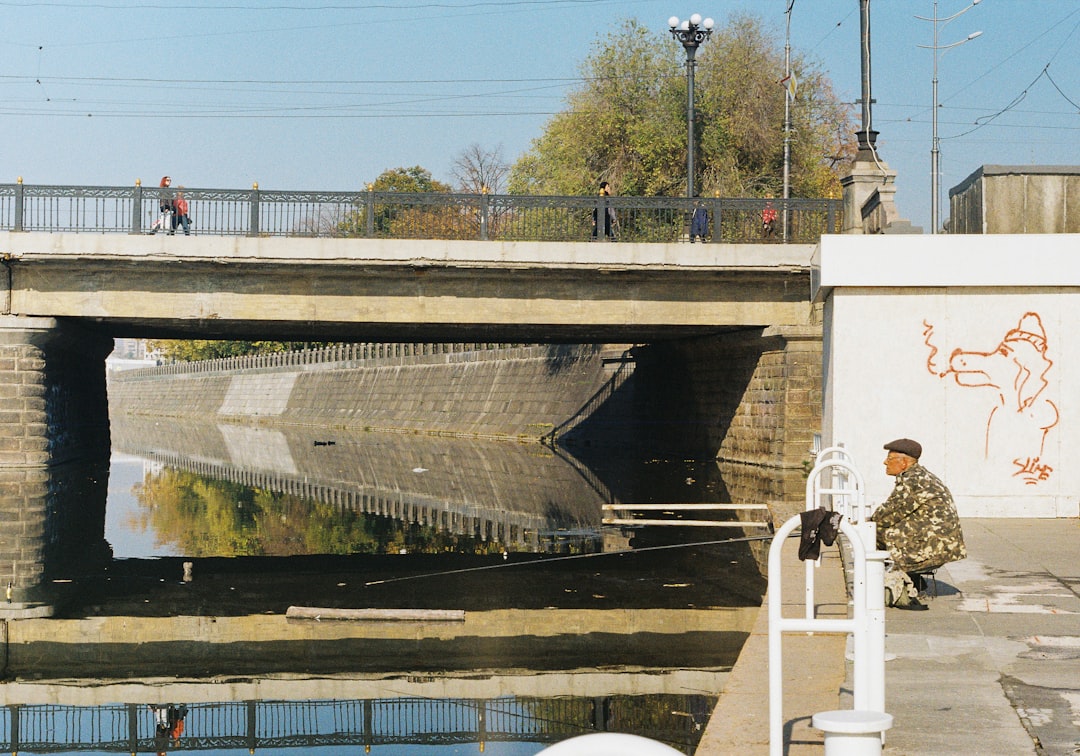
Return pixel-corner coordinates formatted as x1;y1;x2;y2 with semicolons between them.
0;468;48;591
0;460;110;611
0;343;50;467
949;165;1080;234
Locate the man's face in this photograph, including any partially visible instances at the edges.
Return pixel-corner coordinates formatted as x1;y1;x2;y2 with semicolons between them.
884;451;914;477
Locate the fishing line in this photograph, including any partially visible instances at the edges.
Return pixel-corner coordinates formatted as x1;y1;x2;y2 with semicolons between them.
364;531;786;587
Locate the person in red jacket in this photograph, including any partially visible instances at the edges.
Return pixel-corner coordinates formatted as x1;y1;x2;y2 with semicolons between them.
172;187;191;236
761;195;778;238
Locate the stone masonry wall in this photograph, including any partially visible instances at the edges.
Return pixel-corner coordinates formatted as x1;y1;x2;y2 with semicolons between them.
632;327;822;512
0;317;112;468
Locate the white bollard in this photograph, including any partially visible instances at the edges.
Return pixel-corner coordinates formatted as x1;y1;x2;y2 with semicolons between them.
538;733;684;755
812;710;893;756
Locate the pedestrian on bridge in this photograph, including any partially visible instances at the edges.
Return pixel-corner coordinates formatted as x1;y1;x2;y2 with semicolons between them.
151;176;174;234
592;181;617;240
690;197;709;242
172;187;191;236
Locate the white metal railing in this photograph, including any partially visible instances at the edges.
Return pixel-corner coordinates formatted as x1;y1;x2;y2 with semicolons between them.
768;514;889;755
804;451;869;620
769;447;890;755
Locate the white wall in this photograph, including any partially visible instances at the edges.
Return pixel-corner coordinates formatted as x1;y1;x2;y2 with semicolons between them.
815;234;1080;517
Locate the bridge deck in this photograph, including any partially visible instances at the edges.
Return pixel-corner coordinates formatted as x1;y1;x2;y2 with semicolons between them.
1;232;818;342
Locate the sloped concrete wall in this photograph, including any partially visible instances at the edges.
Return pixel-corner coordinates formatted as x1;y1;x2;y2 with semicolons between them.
109;345;613;442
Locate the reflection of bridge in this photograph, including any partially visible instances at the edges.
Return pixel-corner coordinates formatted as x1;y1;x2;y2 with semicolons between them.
110;413;610;550
0;695;711;754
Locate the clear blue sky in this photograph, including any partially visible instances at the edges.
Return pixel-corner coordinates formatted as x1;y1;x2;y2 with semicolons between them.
0;0;1076;233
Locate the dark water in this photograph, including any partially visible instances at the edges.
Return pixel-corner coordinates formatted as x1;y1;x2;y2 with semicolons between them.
0;413;771;755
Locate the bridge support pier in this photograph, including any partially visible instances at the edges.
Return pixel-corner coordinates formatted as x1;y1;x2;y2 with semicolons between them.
0;316;113;615
0;316;112;469
633;326;823;517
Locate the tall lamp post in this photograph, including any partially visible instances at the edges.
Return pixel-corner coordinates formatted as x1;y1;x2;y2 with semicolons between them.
669;13;714;198
917;0;982;234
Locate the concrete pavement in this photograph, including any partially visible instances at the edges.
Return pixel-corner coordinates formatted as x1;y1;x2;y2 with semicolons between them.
698;517;1080;755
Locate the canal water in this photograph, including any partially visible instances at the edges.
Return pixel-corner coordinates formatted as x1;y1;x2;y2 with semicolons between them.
1;412;773;755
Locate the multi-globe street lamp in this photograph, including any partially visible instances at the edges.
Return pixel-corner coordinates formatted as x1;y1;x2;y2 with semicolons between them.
917;0;982;234
668;13;714;199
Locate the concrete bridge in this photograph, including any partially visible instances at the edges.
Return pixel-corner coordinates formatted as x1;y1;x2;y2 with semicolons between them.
0;228;824;615
2;232;816;342
0;230;821;464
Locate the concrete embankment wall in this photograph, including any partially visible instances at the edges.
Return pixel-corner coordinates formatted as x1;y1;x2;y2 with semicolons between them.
110;332;823;514
109;345;620;443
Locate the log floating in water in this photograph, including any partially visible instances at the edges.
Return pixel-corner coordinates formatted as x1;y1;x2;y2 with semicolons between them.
286;606;465;622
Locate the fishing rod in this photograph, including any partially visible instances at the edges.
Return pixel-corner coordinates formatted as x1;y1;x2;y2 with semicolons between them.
364;531;788;587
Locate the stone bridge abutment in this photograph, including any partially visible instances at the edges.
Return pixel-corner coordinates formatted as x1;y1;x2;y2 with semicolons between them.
0;315;113;611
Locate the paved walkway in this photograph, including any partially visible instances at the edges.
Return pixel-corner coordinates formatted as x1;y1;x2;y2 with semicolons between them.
698;517;1080;755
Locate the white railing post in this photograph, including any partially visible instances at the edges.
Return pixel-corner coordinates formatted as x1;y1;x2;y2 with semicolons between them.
769;508;890;755
860;520;890;714
804;455;866;620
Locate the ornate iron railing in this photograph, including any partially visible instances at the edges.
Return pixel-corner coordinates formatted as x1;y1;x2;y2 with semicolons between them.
0;180;841;243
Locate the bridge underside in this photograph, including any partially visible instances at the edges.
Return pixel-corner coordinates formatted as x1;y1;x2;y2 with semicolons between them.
1;233;816;342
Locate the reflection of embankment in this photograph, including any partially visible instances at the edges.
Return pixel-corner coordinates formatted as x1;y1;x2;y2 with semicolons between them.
111;415;607;548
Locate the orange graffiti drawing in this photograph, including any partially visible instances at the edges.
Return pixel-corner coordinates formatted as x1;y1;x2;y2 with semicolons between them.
929;312;1059;483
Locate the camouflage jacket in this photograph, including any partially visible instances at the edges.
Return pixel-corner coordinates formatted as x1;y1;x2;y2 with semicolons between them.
871;463;966;572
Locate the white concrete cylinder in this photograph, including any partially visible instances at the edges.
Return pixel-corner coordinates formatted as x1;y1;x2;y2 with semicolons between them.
812;710;893;756
539;733;684;755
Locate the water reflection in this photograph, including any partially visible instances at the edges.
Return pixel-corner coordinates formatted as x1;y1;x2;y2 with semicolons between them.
110;414;611;556
0;675;721;755
0;414;770;755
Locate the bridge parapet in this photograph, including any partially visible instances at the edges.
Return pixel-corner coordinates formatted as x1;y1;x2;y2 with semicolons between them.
1;181;841;244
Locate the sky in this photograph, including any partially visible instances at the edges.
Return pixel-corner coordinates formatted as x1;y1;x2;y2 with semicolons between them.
0;0;1076;234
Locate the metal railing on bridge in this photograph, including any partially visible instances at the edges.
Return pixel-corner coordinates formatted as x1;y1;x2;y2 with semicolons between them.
0;179;841;244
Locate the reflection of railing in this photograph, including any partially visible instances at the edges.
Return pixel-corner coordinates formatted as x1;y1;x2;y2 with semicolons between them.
1;695;712;754
0;181;841;243
137;450;549;550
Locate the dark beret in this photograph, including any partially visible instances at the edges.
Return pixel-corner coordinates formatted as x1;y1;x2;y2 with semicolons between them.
884;438;922;460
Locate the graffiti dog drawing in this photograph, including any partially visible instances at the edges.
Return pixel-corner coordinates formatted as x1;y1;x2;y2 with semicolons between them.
934;312;1058;482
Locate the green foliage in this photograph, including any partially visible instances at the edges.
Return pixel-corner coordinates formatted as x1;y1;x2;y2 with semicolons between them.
370;165;452;194
337;165;460;239
134;468;508;557
509;14;855;199
147;340;316;362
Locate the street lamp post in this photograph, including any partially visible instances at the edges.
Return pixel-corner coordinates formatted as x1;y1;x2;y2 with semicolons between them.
669;13;714;198
917;0;982;234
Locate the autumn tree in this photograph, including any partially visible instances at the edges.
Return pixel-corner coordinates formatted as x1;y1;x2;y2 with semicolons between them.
335;165;469;239
508;14;855;199
371;165;452;194
451;144;510;194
